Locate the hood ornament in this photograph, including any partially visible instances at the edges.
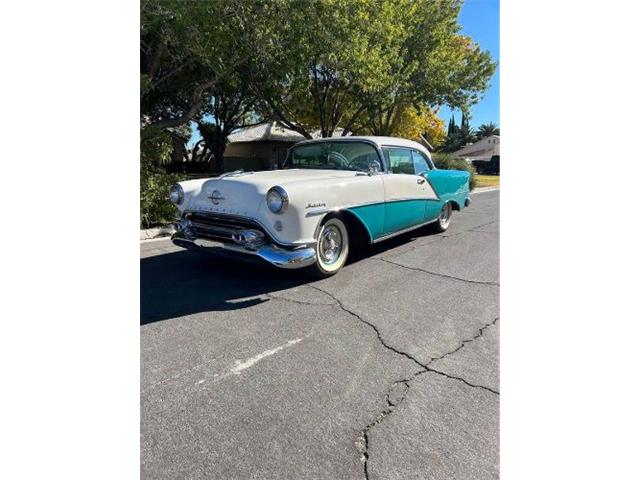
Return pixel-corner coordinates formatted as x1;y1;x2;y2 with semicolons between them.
208;190;225;205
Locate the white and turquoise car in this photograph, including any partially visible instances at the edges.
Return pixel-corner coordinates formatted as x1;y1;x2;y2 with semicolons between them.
170;136;471;276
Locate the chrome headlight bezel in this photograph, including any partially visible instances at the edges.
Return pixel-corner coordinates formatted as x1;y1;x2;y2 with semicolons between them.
169;183;184;205
266;186;288;214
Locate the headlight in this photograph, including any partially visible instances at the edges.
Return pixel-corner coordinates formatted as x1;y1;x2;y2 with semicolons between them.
169;184;184;205
266;186;288;214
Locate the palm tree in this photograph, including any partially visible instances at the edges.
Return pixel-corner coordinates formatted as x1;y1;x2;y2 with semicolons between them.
476;122;500;138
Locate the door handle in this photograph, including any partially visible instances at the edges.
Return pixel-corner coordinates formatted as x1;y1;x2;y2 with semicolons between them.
417;178;426;184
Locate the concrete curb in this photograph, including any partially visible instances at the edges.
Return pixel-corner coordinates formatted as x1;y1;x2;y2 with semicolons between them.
471;186;499;194
140;225;174;241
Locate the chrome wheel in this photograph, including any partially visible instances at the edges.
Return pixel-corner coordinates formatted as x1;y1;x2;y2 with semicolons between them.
438;202;452;230
319;224;343;265
314;217;349;276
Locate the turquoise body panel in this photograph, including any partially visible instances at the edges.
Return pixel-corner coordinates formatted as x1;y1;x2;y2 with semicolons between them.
346;169;471;242
426;169;471;213
346;203;385;240
384;199;432;233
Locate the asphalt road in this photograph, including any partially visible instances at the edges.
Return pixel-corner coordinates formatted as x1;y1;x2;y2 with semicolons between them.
141;189;499;480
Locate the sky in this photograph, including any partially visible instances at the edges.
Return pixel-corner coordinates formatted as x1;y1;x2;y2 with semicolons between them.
438;0;500;129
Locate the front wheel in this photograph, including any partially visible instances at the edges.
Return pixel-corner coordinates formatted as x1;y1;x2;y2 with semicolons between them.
309;216;349;277
432;201;453;233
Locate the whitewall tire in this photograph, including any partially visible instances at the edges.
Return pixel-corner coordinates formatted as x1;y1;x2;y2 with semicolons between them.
310;216;349;277
433;202;453;233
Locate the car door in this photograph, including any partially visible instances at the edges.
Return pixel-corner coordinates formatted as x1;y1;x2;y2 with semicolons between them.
381;147;439;235
411;149;444;221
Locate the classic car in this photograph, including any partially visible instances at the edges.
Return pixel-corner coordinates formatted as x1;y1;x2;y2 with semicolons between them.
170;136;471;276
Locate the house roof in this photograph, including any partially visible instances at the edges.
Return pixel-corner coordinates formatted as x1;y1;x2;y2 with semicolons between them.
227;121;348;144
453;135;500;161
227;122;306;143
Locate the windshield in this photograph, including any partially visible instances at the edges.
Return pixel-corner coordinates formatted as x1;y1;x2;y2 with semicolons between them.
285;141;381;172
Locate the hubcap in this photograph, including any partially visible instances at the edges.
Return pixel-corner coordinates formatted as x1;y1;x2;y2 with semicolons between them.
439;203;452;225
319;225;343;265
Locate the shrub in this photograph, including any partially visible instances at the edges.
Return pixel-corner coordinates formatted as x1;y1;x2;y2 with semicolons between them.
140;127;186;228
431;152;477;191
140;158;185;229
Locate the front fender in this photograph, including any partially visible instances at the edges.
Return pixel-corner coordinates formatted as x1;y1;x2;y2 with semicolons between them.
255;174;384;245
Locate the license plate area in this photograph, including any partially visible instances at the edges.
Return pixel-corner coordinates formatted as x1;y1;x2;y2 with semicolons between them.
194;238;225;249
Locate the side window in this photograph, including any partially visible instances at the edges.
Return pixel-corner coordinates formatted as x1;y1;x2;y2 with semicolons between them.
383;148;415;174
411;150;432;174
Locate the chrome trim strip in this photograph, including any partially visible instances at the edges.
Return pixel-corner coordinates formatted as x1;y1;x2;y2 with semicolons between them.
379;196;440;204
371;219;438;243
305;208;330;217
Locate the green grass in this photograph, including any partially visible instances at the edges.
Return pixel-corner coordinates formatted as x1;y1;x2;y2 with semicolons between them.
475;174;500;188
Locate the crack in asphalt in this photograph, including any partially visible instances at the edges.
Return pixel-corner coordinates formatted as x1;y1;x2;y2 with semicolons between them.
377;257;500;286
307;284;499;479
308;285;426;369
418;367;500;395
427;317;499;364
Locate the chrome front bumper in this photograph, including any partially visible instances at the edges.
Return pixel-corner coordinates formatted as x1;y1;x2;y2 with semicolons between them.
171;218;316;269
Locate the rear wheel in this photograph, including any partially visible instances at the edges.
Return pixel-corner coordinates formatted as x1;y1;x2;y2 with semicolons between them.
309;216;349;277
432;201;453;233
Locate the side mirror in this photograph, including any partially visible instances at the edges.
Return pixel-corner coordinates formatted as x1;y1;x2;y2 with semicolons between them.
368;160;381;176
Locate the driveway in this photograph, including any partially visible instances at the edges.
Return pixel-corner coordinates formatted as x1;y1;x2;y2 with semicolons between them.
140;190;499;479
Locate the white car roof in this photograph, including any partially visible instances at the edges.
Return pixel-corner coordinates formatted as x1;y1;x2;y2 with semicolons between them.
295;136;431;156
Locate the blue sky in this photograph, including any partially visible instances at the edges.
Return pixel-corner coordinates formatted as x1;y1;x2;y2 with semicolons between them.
438;0;500;128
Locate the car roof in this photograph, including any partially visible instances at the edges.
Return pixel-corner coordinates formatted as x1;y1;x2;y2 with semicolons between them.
294;136;431;155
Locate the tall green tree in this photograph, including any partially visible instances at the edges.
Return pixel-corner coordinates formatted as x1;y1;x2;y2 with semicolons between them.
245;0;406;138
246;0;495;138
448;115;456;136
360;0;496;135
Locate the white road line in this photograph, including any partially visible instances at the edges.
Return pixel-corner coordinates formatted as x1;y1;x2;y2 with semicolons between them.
230;338;304;375
192;336;309;387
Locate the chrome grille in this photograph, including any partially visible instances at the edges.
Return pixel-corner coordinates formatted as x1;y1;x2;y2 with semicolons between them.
184;212;266;242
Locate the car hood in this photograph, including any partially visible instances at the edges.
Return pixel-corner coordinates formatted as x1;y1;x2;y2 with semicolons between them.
183;169;362;216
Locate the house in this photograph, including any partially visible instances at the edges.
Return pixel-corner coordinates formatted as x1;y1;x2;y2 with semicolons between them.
224;121;348;171
224;122;308;171
453;135;500;174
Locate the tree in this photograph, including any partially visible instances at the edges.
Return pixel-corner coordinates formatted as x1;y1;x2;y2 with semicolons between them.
359;0;496;136
189;74;264;172
141;1;278;169
247;0;495;139
245;0;406;138
447;115;456;136
141;1;238;130
476;122;500;138
388;105;446;148
439;111;476;152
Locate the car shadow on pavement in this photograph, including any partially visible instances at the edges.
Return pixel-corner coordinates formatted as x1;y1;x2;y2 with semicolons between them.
140;228;440;326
